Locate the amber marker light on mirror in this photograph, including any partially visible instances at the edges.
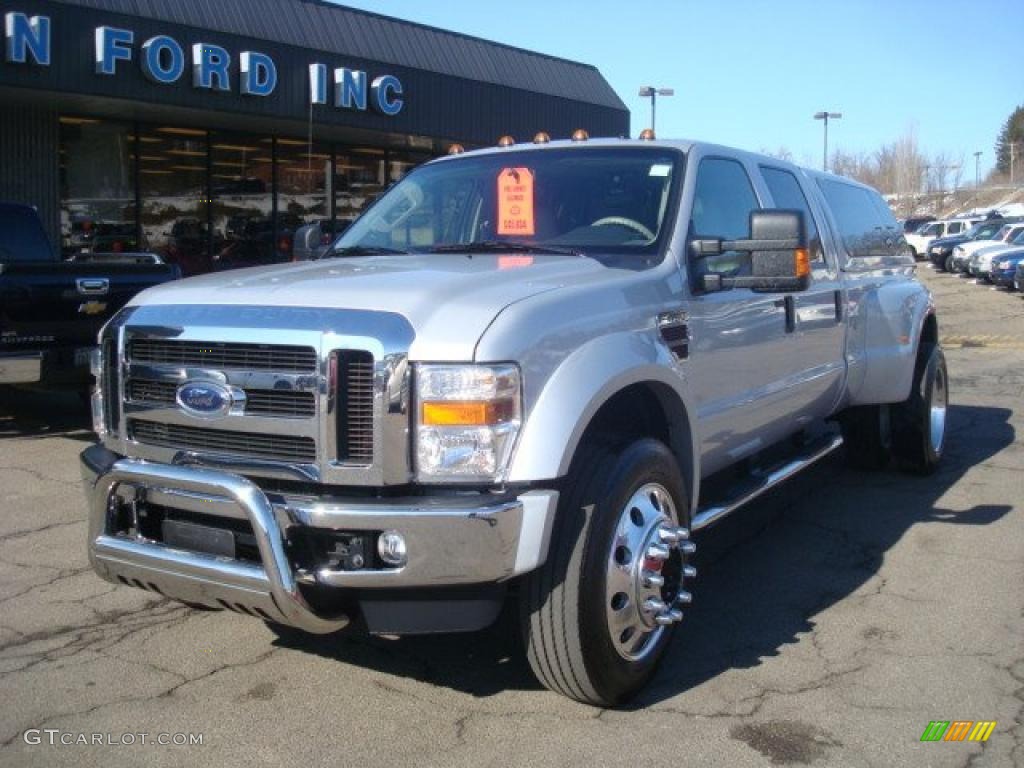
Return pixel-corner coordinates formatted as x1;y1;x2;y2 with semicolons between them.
795;248;811;278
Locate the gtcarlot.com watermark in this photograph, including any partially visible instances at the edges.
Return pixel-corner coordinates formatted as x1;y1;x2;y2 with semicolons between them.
23;730;204;747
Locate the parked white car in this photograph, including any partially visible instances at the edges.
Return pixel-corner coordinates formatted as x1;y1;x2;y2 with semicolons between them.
905;218;981;258
953;223;1024;273
969;227;1024;278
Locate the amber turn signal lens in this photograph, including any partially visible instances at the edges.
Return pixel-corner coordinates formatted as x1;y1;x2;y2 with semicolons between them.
571;129;589;142
421;400;516;426
638;128;656;140
794;248;811;278
533;131;551;144
448;143;465;155
497;135;516;147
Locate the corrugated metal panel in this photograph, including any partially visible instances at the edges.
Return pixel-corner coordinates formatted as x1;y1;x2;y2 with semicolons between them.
51;0;626;110
0;106;60;244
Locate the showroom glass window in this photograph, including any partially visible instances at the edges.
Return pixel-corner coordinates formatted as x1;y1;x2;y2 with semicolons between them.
210;132;273;271
389;150;433;183
58;117;137;259
138;127;210;277
276;138;331;261
334;148;388;236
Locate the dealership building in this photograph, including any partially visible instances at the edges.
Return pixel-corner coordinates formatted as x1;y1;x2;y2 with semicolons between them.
0;0;628;270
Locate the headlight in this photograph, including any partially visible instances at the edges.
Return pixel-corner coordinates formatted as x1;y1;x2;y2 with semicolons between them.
997;260;1009;270
414;364;521;483
89;346;106;437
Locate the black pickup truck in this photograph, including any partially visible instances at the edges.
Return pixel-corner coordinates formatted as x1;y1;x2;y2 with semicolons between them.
0;203;179;389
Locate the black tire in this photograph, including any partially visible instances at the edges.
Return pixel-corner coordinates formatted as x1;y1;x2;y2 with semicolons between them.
839;404;892;470
944;253;955;273
520;437;689;707
892;345;948;474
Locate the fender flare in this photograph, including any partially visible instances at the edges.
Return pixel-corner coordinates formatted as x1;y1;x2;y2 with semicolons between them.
506;331;700;515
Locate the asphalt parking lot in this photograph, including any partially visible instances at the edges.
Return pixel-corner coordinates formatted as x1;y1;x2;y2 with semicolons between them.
0;266;1021;768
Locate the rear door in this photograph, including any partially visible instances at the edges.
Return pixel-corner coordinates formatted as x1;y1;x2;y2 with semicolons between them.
758;165;846;419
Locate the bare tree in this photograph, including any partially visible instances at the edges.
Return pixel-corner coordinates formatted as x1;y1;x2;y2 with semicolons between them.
759;146;794;162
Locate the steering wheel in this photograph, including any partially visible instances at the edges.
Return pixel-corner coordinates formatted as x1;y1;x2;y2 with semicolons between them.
591;216;655;241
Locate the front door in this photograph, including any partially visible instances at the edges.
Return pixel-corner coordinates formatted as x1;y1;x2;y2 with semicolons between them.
683;155;800;477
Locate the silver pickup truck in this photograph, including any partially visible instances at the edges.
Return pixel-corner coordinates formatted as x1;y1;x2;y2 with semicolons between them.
80;137;947;706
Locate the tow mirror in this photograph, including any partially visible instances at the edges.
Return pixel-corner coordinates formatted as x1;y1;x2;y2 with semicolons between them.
692;210;811;293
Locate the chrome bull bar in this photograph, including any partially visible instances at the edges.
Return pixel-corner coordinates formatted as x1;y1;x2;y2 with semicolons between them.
86;459;350;634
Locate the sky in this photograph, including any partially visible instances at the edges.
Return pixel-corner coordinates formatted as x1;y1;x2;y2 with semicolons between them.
332;0;1022;177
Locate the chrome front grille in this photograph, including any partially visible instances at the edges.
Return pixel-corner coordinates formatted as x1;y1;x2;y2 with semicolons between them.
337;351;374;463
128;339;317;372
127;379;317;419
129;420;317;463
101;304;416;486
246;390;317;419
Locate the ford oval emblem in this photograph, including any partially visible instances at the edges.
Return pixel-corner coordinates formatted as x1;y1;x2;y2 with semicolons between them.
176;381;233;418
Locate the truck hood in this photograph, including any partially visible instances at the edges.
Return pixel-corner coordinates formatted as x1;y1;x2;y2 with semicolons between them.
128;253;613;360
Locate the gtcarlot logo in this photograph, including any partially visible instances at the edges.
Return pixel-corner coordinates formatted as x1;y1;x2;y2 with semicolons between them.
23;730;204;747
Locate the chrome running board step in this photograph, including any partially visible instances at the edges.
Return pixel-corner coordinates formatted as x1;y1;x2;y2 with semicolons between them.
691;434;844;532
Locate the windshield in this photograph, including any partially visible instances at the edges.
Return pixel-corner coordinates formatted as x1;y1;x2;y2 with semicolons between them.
334;147;683;261
968;222;1003;239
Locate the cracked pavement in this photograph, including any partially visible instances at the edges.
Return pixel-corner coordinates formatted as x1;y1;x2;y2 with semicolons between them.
0;266;1021;767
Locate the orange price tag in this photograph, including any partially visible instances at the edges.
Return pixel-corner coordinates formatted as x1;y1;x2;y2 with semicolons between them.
497;167;535;236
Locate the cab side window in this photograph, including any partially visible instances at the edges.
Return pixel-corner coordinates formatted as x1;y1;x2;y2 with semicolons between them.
690;157;760;277
816;178;887;259
760;166;826;271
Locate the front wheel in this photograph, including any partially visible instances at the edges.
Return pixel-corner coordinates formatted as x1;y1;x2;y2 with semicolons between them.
520;438;694;707
892;345;948;474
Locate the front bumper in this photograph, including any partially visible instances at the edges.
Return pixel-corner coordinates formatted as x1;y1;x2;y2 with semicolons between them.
992;269;1017;288
81;445;558;634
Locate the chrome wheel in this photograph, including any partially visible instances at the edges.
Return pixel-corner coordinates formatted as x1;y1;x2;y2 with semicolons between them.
929;358;948;455
605;483;695;662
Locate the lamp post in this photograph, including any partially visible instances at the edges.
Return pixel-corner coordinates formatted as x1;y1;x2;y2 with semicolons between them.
813;111;842;172
974;150;982;208
638;86;674;133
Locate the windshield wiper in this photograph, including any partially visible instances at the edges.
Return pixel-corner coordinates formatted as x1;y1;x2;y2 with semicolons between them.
326;245;408;257
427;240;585;257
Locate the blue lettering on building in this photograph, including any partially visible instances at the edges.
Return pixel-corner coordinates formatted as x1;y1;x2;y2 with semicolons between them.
4;12;50;65
240;51;276;97
94;26;133;76
192;43;231;91
3;10;404;115
372;75;404;116
335;68;367;111
141;35;185;84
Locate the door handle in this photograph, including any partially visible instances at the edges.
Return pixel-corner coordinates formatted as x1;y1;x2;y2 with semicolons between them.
834;289;843;321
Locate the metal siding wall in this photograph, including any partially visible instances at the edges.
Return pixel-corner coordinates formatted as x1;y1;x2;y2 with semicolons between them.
0;106;60;244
